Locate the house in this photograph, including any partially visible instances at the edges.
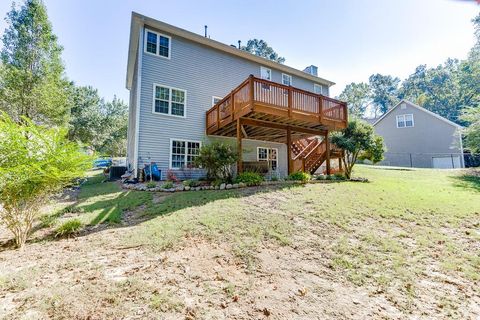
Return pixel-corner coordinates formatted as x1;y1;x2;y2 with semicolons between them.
373;100;464;169
125;12;348;180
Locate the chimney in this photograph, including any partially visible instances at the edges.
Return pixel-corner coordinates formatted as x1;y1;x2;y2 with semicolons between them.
303;65;318;77
204;25;208;37
238;40;241;49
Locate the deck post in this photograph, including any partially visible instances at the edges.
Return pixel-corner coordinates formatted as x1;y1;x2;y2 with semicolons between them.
249;74;255;109
287;127;292;175
325;131;331;175
288;87;292;118
237;118;243;174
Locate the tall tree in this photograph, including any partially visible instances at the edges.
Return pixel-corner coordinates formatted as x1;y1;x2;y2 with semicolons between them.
68;86;103;145
368;74;400;117
0;0;70;126
95;96;128;156
460;107;480;153
240;39;285;64
337;82;371;118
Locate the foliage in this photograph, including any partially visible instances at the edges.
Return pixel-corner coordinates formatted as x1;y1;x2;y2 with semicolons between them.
146;181;157;189
333;173;347;181
331;119;385;179
55;219;82;238
288;171;311;183
461;107;480;153
0;113;91;247
0;0;71;126
240;39;285;64
235;172;263;186
182;179;200;187
68;87;128;156
161;181;174;189
368;74;400;117
338;82;371;118
166;170;179;183
194;142;238;181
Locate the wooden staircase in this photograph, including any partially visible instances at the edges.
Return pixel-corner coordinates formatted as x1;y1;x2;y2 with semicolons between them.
292;137;342;174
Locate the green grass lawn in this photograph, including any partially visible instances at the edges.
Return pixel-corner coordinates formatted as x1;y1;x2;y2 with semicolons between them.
33;165;479;317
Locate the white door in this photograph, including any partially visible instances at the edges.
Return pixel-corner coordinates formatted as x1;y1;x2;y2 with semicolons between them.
432;156;461;169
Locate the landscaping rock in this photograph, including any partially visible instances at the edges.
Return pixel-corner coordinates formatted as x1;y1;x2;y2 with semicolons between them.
232;183;239;189
176;185;185;191
184;186;191;191
226;184;232;189
215;186;220;190
195;187;201;191
239;182;246;188
220;183;226;190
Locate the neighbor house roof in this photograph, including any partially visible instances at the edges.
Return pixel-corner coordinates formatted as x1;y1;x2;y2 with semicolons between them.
372;99;462;128
126;12;335;90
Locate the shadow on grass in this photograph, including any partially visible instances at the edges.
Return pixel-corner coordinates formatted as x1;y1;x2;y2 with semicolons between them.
451;174;480;192
0;176;305;251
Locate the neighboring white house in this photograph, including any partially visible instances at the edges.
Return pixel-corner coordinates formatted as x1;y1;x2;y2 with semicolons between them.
373;100;464;169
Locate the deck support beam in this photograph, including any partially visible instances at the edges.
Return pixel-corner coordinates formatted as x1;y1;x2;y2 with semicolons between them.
237;119;243;174
287;127;292;175
325;131;331;175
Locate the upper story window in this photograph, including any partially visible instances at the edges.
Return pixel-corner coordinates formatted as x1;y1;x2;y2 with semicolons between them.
313;83;322;95
153;84;186;117
145;29;171;59
282;73;292;86
396;114;414;128
260;66;272;81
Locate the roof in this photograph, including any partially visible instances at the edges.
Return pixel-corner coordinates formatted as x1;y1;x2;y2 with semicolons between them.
372;99;462;129
126;12;336;90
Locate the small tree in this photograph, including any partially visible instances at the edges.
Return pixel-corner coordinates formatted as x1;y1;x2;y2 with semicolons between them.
461;107;480;154
331;119;385;179
194;142;238;181
0;113;91;248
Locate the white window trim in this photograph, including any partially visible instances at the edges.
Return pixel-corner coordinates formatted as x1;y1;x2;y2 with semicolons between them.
212;96;223;106
260;66;272;81
152;83;187;118
144;28;171;60
281;73;292;86
257;147;279;171
169;138;202;170
396;114;414;128
313;83;322;95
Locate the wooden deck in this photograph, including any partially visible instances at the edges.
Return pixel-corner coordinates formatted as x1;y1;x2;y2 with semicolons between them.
206;75;348;143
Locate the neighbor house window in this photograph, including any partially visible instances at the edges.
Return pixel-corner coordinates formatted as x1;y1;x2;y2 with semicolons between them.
257;147;278;171
212;96;222;106
313;84;322;95
396;114;414;128
282;73;292;86
171;140;201;169
144;29;170;58
153;84;186;117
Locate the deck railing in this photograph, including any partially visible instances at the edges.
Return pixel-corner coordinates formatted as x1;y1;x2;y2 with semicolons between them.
206;75;348;132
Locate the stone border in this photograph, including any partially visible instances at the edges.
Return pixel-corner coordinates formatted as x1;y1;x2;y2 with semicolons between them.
121;177;365;193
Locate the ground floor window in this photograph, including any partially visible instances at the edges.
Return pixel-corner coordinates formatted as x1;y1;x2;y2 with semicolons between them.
170;139;201;169
257;147;278;171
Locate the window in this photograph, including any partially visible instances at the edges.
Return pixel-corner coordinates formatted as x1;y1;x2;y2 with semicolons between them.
282;73;292;86
260;66;272;81
144;29;170;58
396;114;414;128
257;147;278;171
313;84;322;95
212;96;222;106
153;84;186;117
171;140;201;169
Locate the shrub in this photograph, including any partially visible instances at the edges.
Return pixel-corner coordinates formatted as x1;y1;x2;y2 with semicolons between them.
211;179;224;187
183;179;200;187
146;181;157;189
194;142;238;181
325;175;334;180
316;175;326;180
0;113;91;248
334;173;346;181
166;170;179;182
288;171;311;183
235;172;263;186
161;181;174;189
55;219;82;238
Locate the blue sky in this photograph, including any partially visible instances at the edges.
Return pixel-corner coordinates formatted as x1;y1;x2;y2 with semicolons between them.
0;0;478;101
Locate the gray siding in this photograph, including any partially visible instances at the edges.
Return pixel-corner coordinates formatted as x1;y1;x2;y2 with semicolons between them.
126;58;138;171
133;25;329;178
374;101;463;168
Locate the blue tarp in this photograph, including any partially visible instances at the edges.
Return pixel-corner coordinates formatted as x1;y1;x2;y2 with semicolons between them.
143;163;161;181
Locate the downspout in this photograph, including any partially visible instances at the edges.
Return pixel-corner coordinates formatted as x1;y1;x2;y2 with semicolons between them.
133;24;144;177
